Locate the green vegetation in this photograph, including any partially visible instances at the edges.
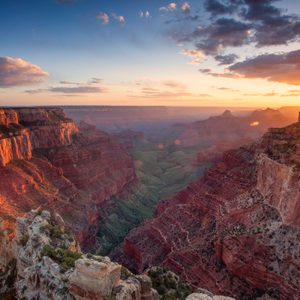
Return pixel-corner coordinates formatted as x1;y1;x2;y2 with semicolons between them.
41;223;64;239
147;267;193;300
120;266;132;280
97;134;211;255
41;245;82;271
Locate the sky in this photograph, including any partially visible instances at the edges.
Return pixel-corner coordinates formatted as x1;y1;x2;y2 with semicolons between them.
0;0;299;107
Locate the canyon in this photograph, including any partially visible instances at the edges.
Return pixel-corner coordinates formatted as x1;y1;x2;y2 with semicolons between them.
0;107;135;249
95;107;295;256
0;106;299;299
114;118;300;299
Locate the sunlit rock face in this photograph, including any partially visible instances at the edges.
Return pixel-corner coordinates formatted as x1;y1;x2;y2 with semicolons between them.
0;107;78;167
0;107;136;250
115;121;300;300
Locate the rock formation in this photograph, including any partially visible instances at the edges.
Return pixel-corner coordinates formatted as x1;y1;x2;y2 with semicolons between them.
0;107;135;250
114;120;300;299
0;209;161;299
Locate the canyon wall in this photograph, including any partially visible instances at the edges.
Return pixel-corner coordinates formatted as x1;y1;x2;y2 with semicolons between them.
0;107;136;250
114;121;300;299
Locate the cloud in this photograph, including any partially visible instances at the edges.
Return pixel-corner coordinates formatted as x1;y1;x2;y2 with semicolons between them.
88;77;102;84
204;0;235;15
180;49;204;65
176;18;252;55
199;68;241;79
163;80;186;89
26;86;105;94
160;2;177;12
204;0;300;47
211;86;239;92
112;13;125;25
228;49;300;85
0;56;48;88
25;78;107;94
96;12;110;25
139;11;151;18
281;90;300;97
60;80;80;85
130;78;210;99
25;89;46;94
181;2;191;13
169;0;300;63
48;86;105;93
215;53;238;65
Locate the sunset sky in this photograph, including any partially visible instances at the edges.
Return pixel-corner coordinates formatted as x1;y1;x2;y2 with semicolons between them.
0;0;300;107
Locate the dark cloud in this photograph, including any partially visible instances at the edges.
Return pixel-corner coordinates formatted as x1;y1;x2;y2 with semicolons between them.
0;57;48;88
172;0;300;62
177;18;251;55
241;0;300;46
204;0;235;16
215;53;238;65
207;0;300;47
229;49;300;85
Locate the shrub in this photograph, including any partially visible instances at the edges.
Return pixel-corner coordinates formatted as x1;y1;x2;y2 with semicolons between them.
41;245;82;271
120;266;132;280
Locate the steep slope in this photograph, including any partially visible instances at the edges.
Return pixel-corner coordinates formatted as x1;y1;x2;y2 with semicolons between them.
0;108;135;249
114;118;300;299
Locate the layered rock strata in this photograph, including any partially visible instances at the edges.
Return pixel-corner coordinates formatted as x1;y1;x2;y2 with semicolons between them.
0;108;135;249
115;121;300;299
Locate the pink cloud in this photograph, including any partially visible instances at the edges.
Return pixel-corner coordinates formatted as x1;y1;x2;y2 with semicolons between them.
96;12;110;25
0;57;48;87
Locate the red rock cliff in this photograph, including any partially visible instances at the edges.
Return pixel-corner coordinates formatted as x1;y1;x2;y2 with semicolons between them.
0;107;78;166
114;121;300;299
0;108;136;250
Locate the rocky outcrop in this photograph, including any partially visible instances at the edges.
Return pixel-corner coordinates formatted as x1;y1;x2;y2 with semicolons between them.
0;107;135;251
187;289;235;300
68;257;121;299
115;121;300;299
0;210;168;299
